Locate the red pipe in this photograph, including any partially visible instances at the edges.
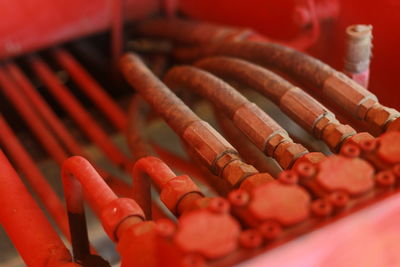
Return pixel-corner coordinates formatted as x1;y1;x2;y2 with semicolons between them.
62;156;144;263
0;66;68;164
53;48;127;131
4;61;131;197
131;156;176;219
29;55;131;169
0;150;78;267
0;115;70;240
132;156;203;218
163;65;311;169
5;61;83;157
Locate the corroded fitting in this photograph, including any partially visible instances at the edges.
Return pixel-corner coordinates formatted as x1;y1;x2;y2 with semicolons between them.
182;120;238;175
344;24;373;74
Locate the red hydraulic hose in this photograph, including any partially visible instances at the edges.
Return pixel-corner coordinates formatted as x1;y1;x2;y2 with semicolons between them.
53;48;127;131
152;143;219;193
0;66;68;164
132;156;203;218
164;65;312;169
29;55;131;169
127;95;156;160
0;115;70;240
0;151;78;267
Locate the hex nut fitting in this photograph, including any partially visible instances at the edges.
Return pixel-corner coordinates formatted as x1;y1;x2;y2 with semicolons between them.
222;160;259;187
322;123;356;152
182;120;237;174
160;175;203;215
273;142;309;169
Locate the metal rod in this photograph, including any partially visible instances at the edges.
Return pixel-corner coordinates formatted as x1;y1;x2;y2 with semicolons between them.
0;150;78;267
0;115;70;240
53;48;127;131
0;66;68;164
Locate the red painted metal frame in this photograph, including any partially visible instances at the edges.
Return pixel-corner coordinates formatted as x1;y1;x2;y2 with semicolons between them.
0;0;159;59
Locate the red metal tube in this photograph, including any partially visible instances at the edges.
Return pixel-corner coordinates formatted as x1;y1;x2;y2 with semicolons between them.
53;48;127;131
5;61;83;157
131;156;175;218
127;95;156;160
127;96;206;218
213;110;282;177
0;66;68;164
62;156;144;263
112;0;123;71
127;95;215;193
29;55;130;169
4;61;131;197
132;156;203;217
0;115;70;240
0;150;78;267
152;143;220;194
